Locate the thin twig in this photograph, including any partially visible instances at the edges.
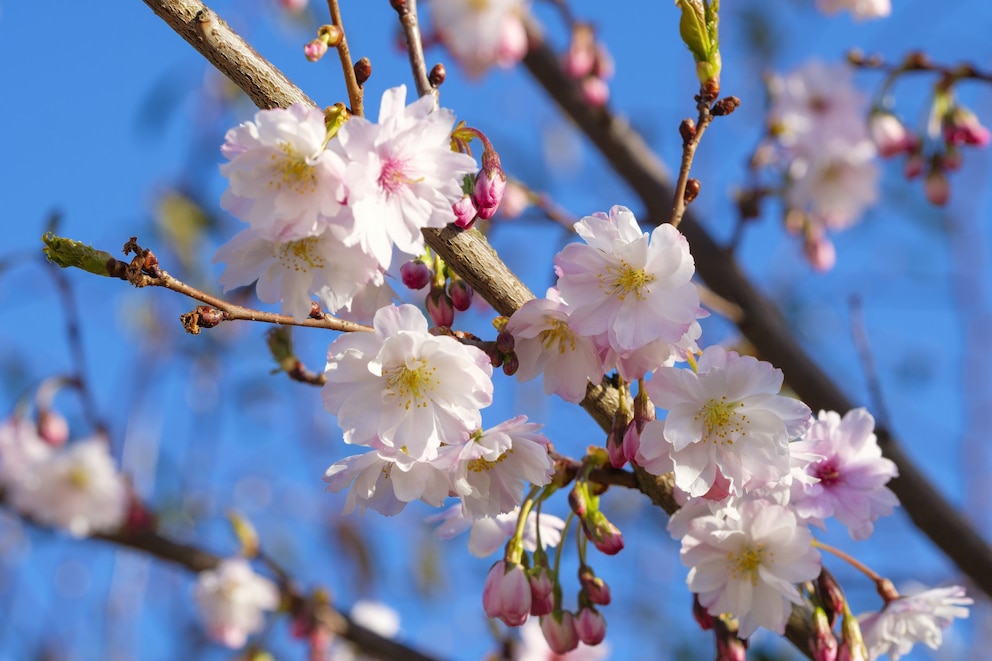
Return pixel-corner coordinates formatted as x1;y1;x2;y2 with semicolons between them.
391;0;434;100
669;105;714;228
326;0;363;116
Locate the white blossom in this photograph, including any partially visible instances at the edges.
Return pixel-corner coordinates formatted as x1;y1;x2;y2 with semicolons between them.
429;0;530;77
193;557;280;649
859;585;972;660
322;304;493;461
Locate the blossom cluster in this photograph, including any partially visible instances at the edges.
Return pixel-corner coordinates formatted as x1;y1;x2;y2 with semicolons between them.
215;86;478;322
427;0;529;77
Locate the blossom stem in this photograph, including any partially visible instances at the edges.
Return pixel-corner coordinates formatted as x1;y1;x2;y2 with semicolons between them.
551;512;575;585
812;539;884;583
507;485;542;564
391;0;435;102
325;0;363;117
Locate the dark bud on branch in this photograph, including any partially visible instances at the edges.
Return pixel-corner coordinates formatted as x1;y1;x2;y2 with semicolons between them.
389;0;406;12
683;178;701;205
429;63;446;88
711;96;741;117
354;58;372;87
679;118;697;145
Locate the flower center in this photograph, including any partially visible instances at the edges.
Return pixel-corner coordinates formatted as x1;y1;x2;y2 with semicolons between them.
539;318;577;354
66;466;90;490
271;142;318;195
278;237;325;272
378;156;418;196
729;542;769;585
696;396;747;445
813;458;841;486
384;360;438;410
467;450;511;473
606;260;655;301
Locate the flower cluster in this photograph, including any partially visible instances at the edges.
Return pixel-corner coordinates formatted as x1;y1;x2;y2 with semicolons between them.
215;87;477;321
193;557;280;649
767;61;879;269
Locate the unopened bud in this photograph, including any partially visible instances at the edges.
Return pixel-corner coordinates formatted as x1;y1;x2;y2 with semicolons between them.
448;278;473;311
452;194;478;229
316;24;342;48
924;168;949;206
354;57;372;86
692;594;715;630
817;569;846;627
426;286;454;327
196;305;224;328
37;409;69;447
400;258;432;290
679;118;697;144
579;566;611;606
540;611;579;655
811;607;839;661
496;329;515;354
429;63;446;88
711;96;741;116
501;353;519;376
683;178;701;205
575;607;606;646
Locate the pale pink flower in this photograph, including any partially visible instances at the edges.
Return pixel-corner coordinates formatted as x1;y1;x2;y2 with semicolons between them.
514;618;610;661
429;0;529;77
322;304;493;461
790;408;898;540
220;104;346;241
868;111;918;158
506;293;604;403
214;225;380;321
426;505;565;556
816;0;890;20
0;417;54;493
680;498;821;638
11;437;127;537
859;585;972;660
787;141;879;230
642;346;812;497
769;62;869;151
335;86;477;270
450;417;554;519
598;319;702;381
554;206;700;353
193;557;280;649
324;444;456;516
540;611;579;654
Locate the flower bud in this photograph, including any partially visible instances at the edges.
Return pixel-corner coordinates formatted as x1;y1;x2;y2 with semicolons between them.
37;409;69;447
692;594;715;631
452;194;478;229
903;152;925;179
501;353;519;376
400;258;431;290
426;286;454;327
942;105;991;147
868;111;917;158
304;39;328;63
575;607;606;646
483;561;531;627
811;607;838;661
448;278;473;312
540;611;579;654
714;618;747;661
496;329;515;354
803;228;836;272
473;149;507;219
583;510;624;555
924;169;949;206
528;566;554;616
816;569;846;627
579;566;611;606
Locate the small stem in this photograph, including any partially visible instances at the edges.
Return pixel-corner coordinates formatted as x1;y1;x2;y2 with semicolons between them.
326;0;363;116
392;0;435;101
812;539;884;583
551;511;574;584
507;485;542;564
669;103;714;229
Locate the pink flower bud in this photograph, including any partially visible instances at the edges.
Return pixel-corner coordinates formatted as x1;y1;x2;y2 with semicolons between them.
579;567;611;606
581;76;610;107
448;279;473;312
811;607;839;661
607;428;627;469
400;258;431;290
904;152;925;179
564;46;596;79
693;594;715;631
575;607;606;646
529;567;554;616
426;286;454;327
452;194;478;229
37;409;69;447
868;111;918;158
474;150;506;219
540;611;579;654
280;0;308;13
483;561;532;627
817;569;846;627
583;511;624;555
803;229;836;272
943;106;991;147
501;353;519;376
304;39;328;63
924;169;949;206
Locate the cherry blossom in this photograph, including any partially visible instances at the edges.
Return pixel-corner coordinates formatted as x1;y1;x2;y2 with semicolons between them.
786;140;879;230
450;416;554;519
769;62;869;151
790;408;899;540
554;205;700;354
220;104;346;242
506;292;604;403
193;557;280;649
641;346;812;497
680;497;821;638
214;225;380;321
816;0;891;20
428;0;529;77
334;85;477;271
322;304;494;461
859;585;972;660
513;618;610;661
484;560;532;626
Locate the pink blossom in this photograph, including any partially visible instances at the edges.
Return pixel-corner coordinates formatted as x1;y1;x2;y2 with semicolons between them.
513;618;610;661
429;0;530;77
642;346;812;497
483;560;532;626
541;611;579;654
680;498;821;638
859;585;971;660
506;292;604;403
574;608;606;646
868;112;918;158
790;408;898;540
816;0;891;20
426;504;565;556
193;558;280;649
554;206;700;354
322;304;493;461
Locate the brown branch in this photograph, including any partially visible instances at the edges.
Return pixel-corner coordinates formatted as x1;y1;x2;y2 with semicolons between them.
326;0;363;116
390;0;434;100
519;23;992;600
